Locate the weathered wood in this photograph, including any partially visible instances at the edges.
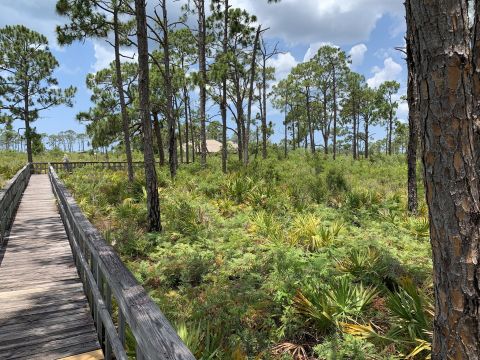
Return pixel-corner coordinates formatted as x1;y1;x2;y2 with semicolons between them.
0;175;102;360
31;161;145;174
0;164;30;246
50;166;195;360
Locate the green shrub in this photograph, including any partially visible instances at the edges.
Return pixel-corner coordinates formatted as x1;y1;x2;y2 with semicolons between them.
326;168;349;194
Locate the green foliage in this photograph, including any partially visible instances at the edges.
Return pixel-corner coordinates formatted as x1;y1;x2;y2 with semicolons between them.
58;151;432;359
293;278;378;333
0;25;76;161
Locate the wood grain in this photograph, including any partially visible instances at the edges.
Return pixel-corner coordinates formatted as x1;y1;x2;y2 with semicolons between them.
0;174;102;360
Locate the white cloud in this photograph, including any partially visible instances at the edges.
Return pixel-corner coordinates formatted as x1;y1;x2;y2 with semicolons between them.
92;42;115;72
267;52;298;80
367;57;402;88
303;42;335;62
0;0;64;50
92;41;137;72
397;98;409;121
349;44;368;69
231;0;404;45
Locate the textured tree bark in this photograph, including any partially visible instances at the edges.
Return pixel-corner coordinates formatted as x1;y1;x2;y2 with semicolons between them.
261;57;268;159
333;66;337;160
352;112;357;160
306;90;315;154
152;112;165;167
244;25;262;165
197;0;208;167
135;0;161;232
406;15;418;215
364;118;369;159
23;83;33;163
388;109;393;156
408;0;480;358
161;0;176;178
183;87;190;164
113;8;134;183
221;0;228;173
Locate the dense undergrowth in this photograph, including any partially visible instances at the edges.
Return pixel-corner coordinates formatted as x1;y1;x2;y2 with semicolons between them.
59;150;432;359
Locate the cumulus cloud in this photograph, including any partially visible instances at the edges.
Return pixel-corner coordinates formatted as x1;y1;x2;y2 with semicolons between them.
0;0;65;50
303;42;336;62
231;0;404;45
396;99;409;122
349;44;368;69
92;41;137;72
267;52;299;81
367;57;402;88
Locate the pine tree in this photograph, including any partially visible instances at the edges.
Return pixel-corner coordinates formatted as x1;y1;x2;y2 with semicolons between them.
0;25;76;163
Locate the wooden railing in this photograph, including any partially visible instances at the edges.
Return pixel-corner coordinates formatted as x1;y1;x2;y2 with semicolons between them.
49;166;195;360
0;164;31;246
32;161;145;174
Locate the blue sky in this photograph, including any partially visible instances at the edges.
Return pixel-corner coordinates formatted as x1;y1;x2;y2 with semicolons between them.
0;0;407;143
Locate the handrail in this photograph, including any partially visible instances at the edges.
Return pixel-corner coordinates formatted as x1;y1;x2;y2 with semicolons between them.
31;161;145;174
48;165;195;360
0;164;31;245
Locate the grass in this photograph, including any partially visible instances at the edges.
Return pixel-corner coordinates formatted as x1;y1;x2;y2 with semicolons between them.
3;148;432;359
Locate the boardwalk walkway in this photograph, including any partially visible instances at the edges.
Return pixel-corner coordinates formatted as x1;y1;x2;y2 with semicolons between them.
0;175;102;360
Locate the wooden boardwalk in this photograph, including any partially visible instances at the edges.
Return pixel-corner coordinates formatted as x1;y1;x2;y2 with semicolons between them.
0;175;103;360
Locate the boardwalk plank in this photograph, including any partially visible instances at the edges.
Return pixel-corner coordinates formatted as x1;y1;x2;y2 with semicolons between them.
0;175;101;359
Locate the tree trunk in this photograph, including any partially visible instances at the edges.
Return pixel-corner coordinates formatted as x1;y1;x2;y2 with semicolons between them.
161;0;176;178
189;97;195;163
406;22;418;215
244;25;262;165
352;113;357;160
24;90;32;163
408;0;480;358
221;0;228;173
292;120;296;150
364;118;369;159
388;110;393;156
323;94;328;155
135;0;161;232
197;0;207;167
183;87;190;164
284;100;288;158
261;57;268;159
113;8;134;183
333;67;337;160
306;91;315;154
152;112;165;166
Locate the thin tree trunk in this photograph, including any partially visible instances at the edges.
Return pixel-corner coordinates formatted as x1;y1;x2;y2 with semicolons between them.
306;91;315;154
364;118;369;159
388;110;393;155
244;25;262;165
161;0;176;178
333;67;337;160
352;112;357;160
408;0;480;358
183;87;190;164
197;0;207;167
152;112;165;166
323;94;328;155
406;24;418;215
221;0;228;173
261;57;268;159
189;97;195;163
24;93;32;163
135;0;161;232
113;8;134;182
